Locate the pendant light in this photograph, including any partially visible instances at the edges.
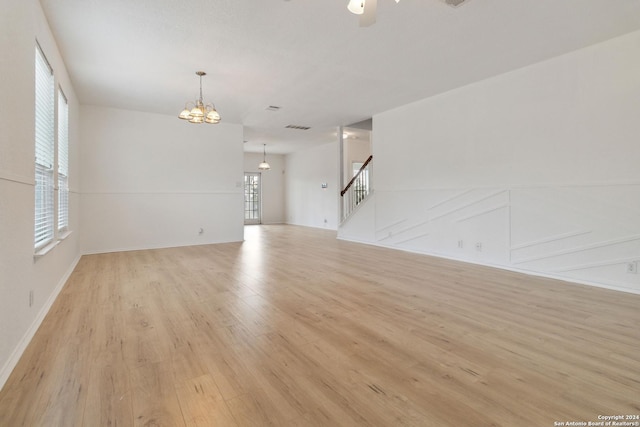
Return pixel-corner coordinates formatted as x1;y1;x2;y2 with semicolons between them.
178;71;221;124
347;0;401;26
347;0;365;14
258;144;271;171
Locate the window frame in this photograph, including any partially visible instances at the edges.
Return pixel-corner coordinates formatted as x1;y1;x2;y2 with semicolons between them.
34;41;72;256
34;42;56;251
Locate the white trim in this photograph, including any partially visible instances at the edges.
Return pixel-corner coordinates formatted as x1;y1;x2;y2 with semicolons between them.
33;231;73;260
336;235;640;295
340;189;375;228
57;230;73;241
81;238;244;256
395;232;430;245
455;203;509;223
512;234;640;265
428;189;507;222
80;190;242;195
376;218;407;234
375;181;640;193
376;201;509;242
510;230;592;251
553;256;640;273
0;254;81;391
33;239;60;260
378;219;425;241
424;189;475;211
0;171;35;186
284;220;338;232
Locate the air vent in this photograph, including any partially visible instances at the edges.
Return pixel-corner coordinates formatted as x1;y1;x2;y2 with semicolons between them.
285;125;311;130
444;0;468;7
265;105;281;111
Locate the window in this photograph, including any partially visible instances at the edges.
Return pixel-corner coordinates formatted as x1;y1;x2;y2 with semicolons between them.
34;44;55;249
58;89;69;232
34;43;71;253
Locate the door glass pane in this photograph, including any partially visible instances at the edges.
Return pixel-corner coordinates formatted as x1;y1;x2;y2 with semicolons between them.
244;172;261;224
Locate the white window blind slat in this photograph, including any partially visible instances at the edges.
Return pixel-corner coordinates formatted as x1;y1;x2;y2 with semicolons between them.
35;45;55;249
58;89;69;231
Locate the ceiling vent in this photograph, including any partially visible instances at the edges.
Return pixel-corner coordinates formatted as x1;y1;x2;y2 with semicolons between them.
265;105;281;112
444;0;468;7
285;125;311;130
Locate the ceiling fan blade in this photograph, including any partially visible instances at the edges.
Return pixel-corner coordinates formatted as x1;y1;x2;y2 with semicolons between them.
359;0;377;27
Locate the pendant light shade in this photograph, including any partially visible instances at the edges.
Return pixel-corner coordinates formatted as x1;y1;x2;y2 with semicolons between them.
258;144;271;171
347;0;401;26
347;0;365;14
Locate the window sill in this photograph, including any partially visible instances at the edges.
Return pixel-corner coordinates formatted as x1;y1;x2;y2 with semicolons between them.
58;230;73;241
33;230;73;261
34;240;59;260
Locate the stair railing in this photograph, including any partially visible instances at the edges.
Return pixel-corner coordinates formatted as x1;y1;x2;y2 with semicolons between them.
340;155;373;221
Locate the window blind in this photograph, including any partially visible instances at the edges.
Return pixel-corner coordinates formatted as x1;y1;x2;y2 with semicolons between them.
58;89;69;231
35;44;55;249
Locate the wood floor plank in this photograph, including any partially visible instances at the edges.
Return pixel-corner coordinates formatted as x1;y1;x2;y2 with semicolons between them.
175;374;237;426
226;392;279;427
82;353;134;427
1;224;639;425
129;361;186;427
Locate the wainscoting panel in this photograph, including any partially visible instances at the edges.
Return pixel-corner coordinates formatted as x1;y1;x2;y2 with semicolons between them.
510;184;640;292
359;184;640;293
375;188;510;265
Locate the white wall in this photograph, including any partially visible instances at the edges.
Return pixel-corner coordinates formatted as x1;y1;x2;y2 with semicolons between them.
285;142;339;230
0;0;82;388
80;106;244;253
340;30;640;294
243;153;285;224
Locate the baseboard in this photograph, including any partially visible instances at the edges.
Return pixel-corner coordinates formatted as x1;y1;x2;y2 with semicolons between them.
337;236;640;295
81;237;244;256
284;221;338;231
0;254;81;391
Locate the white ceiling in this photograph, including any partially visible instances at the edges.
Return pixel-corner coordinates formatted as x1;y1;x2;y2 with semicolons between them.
39;0;640;154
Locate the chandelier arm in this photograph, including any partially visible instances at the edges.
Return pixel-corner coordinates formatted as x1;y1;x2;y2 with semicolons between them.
179;71;220;124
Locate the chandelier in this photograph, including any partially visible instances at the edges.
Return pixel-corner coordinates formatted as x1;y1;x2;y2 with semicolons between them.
178;71;221;124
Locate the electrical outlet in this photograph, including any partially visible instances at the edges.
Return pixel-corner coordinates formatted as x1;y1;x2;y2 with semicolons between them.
29;290;34;307
627;262;638;274
457;240;463;248
475;242;482;252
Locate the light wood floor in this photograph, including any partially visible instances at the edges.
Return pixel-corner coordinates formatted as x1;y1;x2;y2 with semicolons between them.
1;225;638;426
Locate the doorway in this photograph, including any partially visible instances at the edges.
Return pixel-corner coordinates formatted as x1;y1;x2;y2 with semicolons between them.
244;172;261;224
